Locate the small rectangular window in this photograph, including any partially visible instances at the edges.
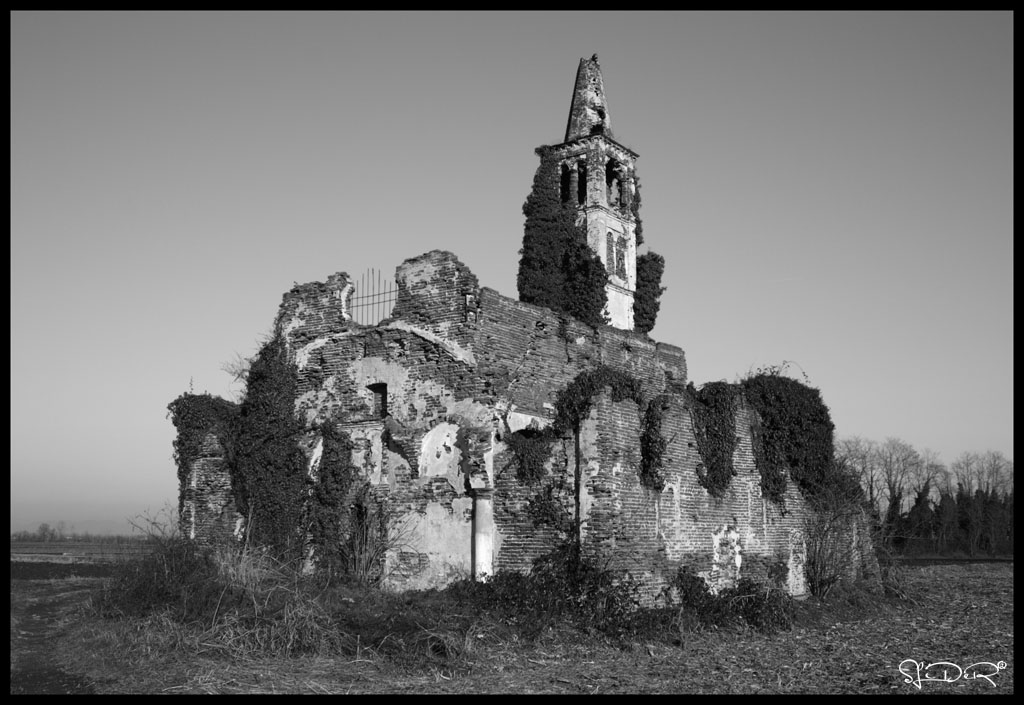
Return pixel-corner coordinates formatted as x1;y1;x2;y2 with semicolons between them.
368;383;388;418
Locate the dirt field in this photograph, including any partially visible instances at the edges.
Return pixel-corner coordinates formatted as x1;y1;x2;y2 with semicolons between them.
10;541;154;564
10;561;1013;694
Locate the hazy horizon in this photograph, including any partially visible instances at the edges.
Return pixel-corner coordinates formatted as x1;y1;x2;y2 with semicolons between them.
11;11;1013;535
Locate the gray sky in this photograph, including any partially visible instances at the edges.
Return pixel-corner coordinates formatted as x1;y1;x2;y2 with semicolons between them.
11;11;1013;534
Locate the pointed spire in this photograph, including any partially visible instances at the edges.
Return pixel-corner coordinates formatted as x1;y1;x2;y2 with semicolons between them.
564;54;613;142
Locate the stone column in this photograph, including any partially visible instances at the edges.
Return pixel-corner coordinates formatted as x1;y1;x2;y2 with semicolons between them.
471;488;495;580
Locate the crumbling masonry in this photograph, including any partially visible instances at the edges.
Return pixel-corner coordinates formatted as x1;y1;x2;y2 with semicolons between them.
176;55;878;599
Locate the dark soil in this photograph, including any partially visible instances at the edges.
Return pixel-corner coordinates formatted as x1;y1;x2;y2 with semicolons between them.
10;561;114;694
11;561;115;581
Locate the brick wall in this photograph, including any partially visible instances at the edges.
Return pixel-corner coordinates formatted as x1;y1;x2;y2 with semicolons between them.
180;432;243;545
177;249;877;599
275;272;354;352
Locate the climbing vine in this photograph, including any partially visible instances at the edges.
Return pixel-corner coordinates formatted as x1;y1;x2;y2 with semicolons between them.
505;428;555;484
306;422;358;576
506;365;666;492
634;251;666;335
166;392;239;514
231;333;309;562
747;409;787;505
740;367;837;506
686;382;739;498
631;174;643;246
518;146;608;328
640;394;671;491
552;366;643;432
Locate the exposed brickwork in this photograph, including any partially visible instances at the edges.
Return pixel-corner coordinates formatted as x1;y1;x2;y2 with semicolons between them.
275;273;355;353
180;432;243;545
390;250;481;348
177;250;877;598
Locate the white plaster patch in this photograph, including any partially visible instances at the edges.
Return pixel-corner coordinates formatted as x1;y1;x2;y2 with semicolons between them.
710;525;743;592
577;459;602;528
505;410;550;434
346;426;384;483
384;448;407;493
383;320;476;365
787;529;808;596
418;422;463;492
346;356;460;421
338;281;354;321
658;487;681;559
280;301;309;349
480;435;495;489
445;399;493;427
386;499;473;590
349;357;412;393
308;437;324;479
295;337;330;370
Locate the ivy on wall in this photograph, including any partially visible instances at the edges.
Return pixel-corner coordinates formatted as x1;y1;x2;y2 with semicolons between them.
506;428;554;484
634;251;666;335
686;382;739;498
640;394;671;491
518;147;608;328
740;371;837;505
306;422;358;576
506;365;665;492
552;365;643;433
166;393;239;514
230;333;309;562
672;370;843;508
747;409;787;505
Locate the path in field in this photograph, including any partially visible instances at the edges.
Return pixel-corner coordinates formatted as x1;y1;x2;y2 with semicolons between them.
10;569;104;694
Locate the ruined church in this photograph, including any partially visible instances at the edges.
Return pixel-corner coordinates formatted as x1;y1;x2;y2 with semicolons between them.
175;55;876;599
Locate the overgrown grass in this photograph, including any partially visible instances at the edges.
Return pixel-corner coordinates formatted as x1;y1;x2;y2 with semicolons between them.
38;560;1010;693
92;538;354;656
668;567;796;635
87;536;820;675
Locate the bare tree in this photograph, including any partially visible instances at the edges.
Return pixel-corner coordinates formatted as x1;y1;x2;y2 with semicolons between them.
950;451;981;494
836;436;882;516
910;448;945;503
978;450;1012;496
221;351;253;402
874;438;921;546
876;437;921;516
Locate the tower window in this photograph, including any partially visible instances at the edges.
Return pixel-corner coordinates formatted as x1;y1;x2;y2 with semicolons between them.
616;236;627;278
560;163;571;203
577;162;587;205
368;383;388;419
606;160;624;208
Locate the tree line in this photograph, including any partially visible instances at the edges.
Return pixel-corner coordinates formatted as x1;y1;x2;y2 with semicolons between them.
10;522;155;544
835;438;1013;557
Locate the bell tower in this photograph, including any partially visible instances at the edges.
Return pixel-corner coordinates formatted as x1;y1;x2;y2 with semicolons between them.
550;54;639;330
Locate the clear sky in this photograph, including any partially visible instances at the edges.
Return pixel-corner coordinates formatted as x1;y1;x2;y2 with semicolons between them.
11;11;1013;534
